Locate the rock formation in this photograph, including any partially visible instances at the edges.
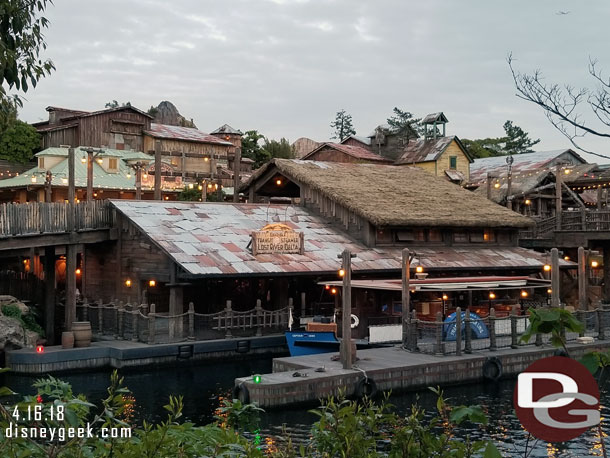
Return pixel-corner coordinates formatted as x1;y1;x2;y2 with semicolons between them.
0;295;39;350
150;101;196;128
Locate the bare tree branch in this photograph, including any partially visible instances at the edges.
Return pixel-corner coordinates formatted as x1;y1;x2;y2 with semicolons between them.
507;53;610;160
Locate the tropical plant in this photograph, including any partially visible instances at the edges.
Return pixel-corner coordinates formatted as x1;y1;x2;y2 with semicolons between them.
520;307;584;355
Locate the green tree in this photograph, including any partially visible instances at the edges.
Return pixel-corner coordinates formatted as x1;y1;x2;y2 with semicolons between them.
0;120;39;163
241;130;270;168
262;137;293;160
330;109;356;141
461;137;505;159
105;100;131;109
503;120;540;155
0;0;54;110
387;107;422;140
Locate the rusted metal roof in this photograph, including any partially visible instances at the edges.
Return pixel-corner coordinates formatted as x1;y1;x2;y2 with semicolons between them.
422;112;448;124
469;149;587;184
110;201;570;278
302;142;392;163
145;123;233;146
394;136;458;165
210;124;242;135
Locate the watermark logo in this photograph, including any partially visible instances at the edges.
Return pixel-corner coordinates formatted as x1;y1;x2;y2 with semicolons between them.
514;356;600;442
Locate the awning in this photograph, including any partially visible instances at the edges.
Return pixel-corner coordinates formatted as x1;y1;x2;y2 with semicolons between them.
320;275;551;292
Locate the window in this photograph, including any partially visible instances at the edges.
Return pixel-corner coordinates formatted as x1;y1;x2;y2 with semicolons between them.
483;229;496;242
449;156;457;170
453;231;468;243
109;158;118;170
38;158;44;169
428;229;443;242
376;229;392;244
469;231;485;243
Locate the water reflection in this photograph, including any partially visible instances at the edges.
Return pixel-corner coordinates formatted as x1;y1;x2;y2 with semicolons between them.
2;359;608;457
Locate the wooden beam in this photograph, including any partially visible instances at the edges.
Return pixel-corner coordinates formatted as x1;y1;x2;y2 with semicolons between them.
65;243;77;331
340;249;353;370
0;229;116;251
578;246;587;310
154;140;162;200
44;245;55;344
551;248;560;308
562;182;586;208
401;248;410;348
233;147;241;203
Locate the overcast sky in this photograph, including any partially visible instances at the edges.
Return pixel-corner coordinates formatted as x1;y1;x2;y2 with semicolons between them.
16;0;610;162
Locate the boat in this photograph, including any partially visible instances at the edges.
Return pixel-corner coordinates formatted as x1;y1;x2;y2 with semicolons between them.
285;330;340;356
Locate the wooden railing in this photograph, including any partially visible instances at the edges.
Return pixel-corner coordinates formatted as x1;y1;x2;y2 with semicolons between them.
521;210;610;239
0;200;113;237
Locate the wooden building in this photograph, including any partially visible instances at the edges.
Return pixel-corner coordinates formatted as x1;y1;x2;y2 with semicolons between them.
301;142;392;164
0;147;185;203
33;105;153;151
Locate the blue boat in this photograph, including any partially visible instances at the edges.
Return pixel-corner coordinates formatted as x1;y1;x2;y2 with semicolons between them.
285;331;340;356
443;311;489;341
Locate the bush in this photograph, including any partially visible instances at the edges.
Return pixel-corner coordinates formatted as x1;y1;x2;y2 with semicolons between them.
1;303;45;337
1;304;20;319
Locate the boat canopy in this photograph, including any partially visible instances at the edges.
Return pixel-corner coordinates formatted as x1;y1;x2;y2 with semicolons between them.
320;276;550;292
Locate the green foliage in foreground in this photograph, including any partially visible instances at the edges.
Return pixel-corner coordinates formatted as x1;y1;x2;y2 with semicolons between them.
0;370;503;458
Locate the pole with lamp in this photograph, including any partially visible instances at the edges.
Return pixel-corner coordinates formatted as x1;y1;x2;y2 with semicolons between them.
338;249;356;369
506;154;514;210
127;161;147;200
83;147;104;201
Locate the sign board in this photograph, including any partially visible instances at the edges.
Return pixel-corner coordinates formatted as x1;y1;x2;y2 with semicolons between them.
252;223;304;255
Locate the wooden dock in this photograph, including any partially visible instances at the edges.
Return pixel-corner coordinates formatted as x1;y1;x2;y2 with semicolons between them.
234;341;610;408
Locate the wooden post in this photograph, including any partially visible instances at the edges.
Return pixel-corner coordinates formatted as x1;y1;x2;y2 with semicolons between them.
555;164;563;230
117;301;124;339
510;304;519;348
256;299;263;336
97;299;103;333
435;311;444;355
148;303;156;344
188;302;195;341
154;140;162;200
464;309;472;354
340;249;353;369
489;308;497;351
455;306;462;356
578;246;587;310
132;306;139;342
409;309;418;351
86;149;94;201
68;148;75;231
604;244;610;303
135;166;142;200
551;248;560;308
401;248;410;348
225;300;233;338
233;147;241;202
65;244;77;331
44;246;55;344
216;165;223;201
506;172;512;209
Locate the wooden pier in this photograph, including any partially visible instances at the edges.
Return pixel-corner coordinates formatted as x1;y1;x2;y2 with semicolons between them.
234;341;610;408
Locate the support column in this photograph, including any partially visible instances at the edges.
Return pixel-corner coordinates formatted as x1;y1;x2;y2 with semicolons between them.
551;248;560;308
65;244;77;331
578;247;587;310
401;248;410;348
44;246;56;344
154;140;162;200
604;244;610;303
339;249;353;369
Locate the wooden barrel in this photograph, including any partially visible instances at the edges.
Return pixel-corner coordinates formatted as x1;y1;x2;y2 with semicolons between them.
72;322;92;347
61;331;74;349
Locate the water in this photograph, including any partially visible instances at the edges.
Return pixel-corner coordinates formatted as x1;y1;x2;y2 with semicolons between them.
1;359;608;457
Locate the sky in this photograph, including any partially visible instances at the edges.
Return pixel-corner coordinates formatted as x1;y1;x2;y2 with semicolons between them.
15;0;610;162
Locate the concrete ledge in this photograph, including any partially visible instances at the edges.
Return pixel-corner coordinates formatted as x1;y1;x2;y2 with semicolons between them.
237;341;610;409
6;335;287;374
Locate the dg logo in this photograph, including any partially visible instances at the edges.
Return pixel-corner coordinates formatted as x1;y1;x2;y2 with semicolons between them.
514;356;600;442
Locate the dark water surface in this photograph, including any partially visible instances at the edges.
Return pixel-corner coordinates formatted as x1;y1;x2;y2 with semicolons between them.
2;358;608;457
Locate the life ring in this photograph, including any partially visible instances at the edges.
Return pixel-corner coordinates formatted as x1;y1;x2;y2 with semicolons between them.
232;383;250;404
354;377;377;398
351;314;359;329
482;357;502;382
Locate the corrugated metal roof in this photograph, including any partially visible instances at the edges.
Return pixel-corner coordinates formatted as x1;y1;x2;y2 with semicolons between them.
469;149;587;183
394;136;456;164
210;124;242;135
303;142;391;162
145;123;233;145
341;135;372;146
421;112;448;124
110;201;568;277
0;147;156;191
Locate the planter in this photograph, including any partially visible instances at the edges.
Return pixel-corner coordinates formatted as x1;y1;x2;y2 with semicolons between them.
61;332;74;349
72;322;92;348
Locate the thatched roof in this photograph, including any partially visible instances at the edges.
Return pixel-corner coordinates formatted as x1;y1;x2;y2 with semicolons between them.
242;159;533;228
